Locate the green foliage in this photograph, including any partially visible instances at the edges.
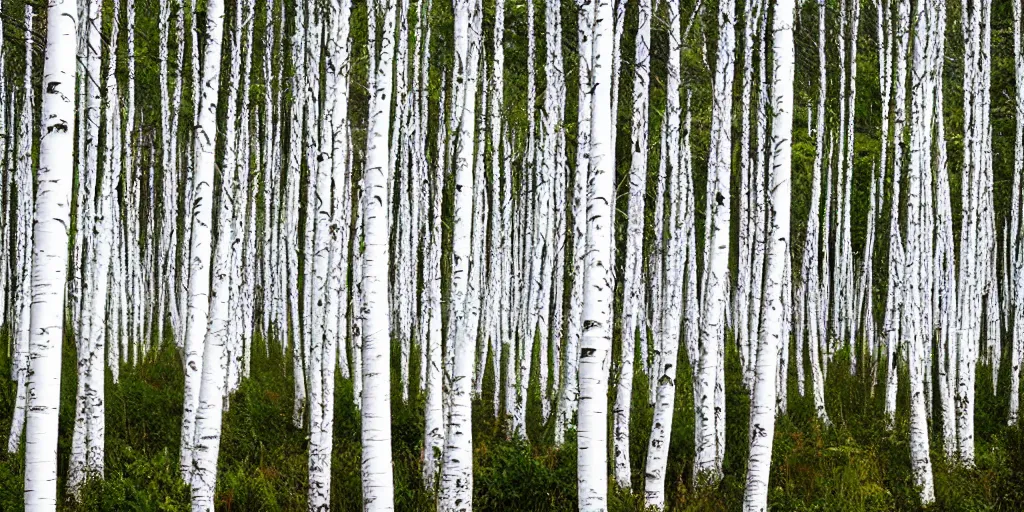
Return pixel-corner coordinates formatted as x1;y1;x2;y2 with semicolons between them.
4;0;1024;510
3;319;1024;511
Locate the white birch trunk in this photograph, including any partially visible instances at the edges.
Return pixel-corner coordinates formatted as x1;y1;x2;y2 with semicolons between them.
696;0;736;485
556;0;592;447
1013;0;1024;426
422;74;447;490
362;0;398;508
8;1;38;456
743;0;794;508
905;0;937;499
643;6;683;504
22;2;77;507
288;0;308;429
488;0;506;414
179;0;226;477
884;0;910;426
190;63;235;510
614;0;651;488
578;0;613;506
737;0;763;383
957;0;989;467
440;0;481;506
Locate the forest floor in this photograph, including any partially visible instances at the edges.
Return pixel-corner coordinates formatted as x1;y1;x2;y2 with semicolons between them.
2;327;1024;511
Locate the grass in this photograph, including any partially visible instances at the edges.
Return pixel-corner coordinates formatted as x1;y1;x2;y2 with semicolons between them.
1;326;1024;510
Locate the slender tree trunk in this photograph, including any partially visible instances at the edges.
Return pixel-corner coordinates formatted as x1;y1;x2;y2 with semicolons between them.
884;0;910;427
643;6;683;505
8;1;38;456
905;0;937;500
1013;0;1024;426
179;0;226;478
556;0;592;447
696;0;736;485
614;0;651;488
440;0;482;506
578;0;614;506
737;0;763;384
22;2;77;507
190;8;235;500
744;0;794;509
362;0;398;508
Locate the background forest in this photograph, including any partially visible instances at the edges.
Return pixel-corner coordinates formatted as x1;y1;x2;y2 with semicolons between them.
1;0;1024;510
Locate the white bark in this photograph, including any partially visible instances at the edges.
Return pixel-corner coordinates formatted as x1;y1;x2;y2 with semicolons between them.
191;47;235;509
8;1;38;456
0;2;8;331
440;0;481;506
746;4;768;387
223;0;251;399
514;0;538;438
696;0;736;485
643;5;683;505
536;0;564;423
840;0;860;372
308;1;352;503
22;1;77;507
362;0;398;508
469;55;488;403
302;0;337;505
905;0;937;500
935;65;958;454
288;0;308;429
180;0;201;354
609;0;625;182
737;0;763;384
957;0;990;467
415;0;435;394
422;71;447;490
71;0;119;493
556;0;592;447
871;0;893;400
124;0;138;358
613;0;651;488
179;0;226;478
799;0;829;426
155;0;174;349
884;0;910;426
743;0;794;508
578;0;613;506
1013;0;1024;425
488;0;506;415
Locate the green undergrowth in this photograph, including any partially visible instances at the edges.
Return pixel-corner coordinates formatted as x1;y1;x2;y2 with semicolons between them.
2;328;1024;511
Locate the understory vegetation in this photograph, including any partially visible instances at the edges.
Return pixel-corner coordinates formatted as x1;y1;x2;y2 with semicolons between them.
4;330;1024;510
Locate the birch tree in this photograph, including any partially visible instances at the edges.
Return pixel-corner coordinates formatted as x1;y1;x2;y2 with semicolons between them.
643;4;684;505
556;0;594;446
614;0;651;488
179;0;227;477
798;0;829;426
1013;0;1024;426
957;0;991;466
22;1;77;507
884;0;910;426
423;71;447;490
744;0;794;509
576;0;614;506
362;0;398;508
440;0;482;506
696;0;736;484
905;0;937;500
7;0;38;456
70;0;122;493
737;0;763;383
